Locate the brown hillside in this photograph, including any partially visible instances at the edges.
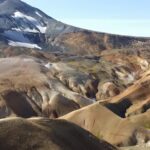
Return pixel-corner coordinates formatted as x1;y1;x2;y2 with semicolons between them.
0;117;118;150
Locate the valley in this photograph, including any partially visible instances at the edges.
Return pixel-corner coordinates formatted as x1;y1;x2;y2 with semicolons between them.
0;0;149;150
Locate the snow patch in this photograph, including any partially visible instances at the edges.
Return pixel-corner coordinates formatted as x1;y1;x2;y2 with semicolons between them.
35;11;43;17
12;27;39;33
23;28;39;33
12;11;47;33
45;62;53;69
11;28;21;31
13;11;36;22
8;41;42;49
36;25;47;33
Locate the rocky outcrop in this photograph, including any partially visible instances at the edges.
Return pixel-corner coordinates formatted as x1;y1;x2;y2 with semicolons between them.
42;93;80;118
96;82;120;99
0;56;95;118
103;69;150;117
50;62;98;98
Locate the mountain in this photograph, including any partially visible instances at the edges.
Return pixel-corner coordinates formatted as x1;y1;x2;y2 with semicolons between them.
0;1;150;150
0;0;150;54
0;0;81;50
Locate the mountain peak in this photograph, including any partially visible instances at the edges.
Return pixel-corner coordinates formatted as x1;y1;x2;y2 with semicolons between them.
0;0;79;49
0;0;55;49
0;0;34;15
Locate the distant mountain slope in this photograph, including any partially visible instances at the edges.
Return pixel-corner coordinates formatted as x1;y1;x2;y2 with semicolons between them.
50;31;149;54
0;0;149;54
0;0;49;47
0;0;77;49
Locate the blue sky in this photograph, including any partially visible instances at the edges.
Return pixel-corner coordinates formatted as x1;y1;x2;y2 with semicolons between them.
23;0;150;37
